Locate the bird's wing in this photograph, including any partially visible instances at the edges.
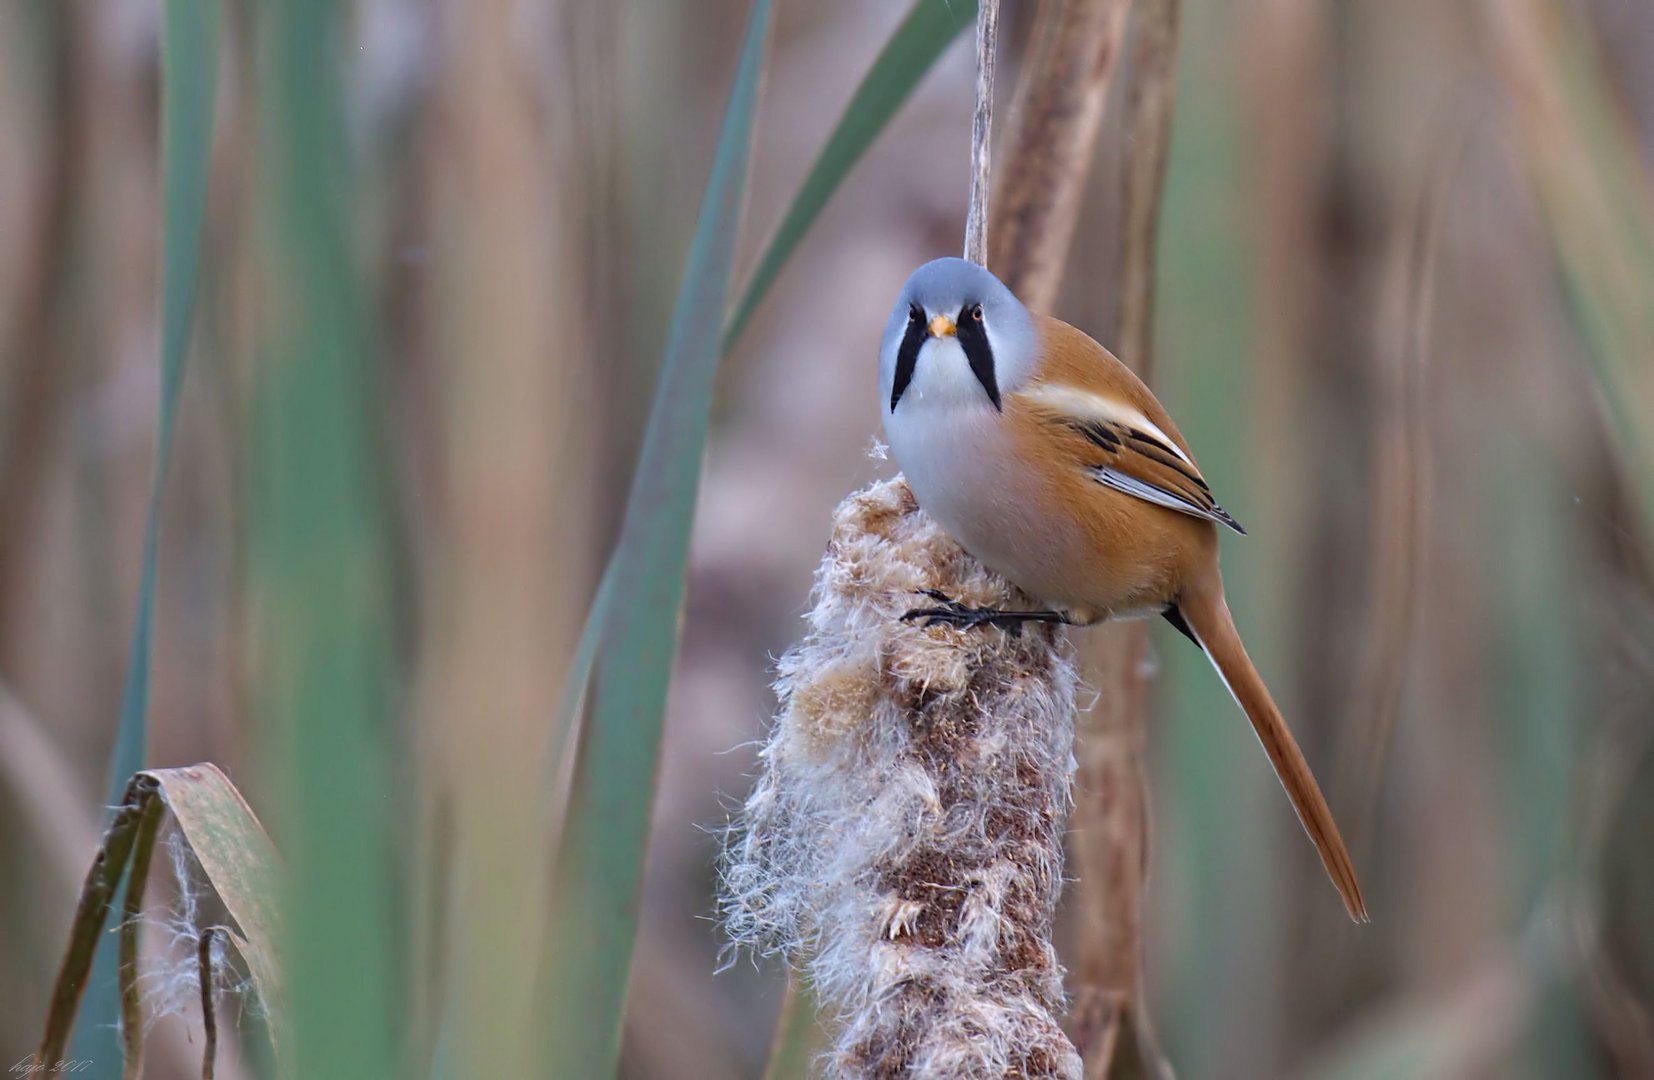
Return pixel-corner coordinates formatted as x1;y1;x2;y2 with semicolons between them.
1014;382;1245;534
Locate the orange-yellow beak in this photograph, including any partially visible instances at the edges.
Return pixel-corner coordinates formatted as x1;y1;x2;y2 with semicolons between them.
928;314;957;338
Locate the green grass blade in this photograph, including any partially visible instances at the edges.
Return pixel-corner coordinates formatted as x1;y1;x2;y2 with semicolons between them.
74;1;220;1070
763;978;826;1080
539;0;975;1062
105;0;220;813
548;0;976;800
545;560;612;785
256;1;397;1076
722;0;977;353
540;1;772;1073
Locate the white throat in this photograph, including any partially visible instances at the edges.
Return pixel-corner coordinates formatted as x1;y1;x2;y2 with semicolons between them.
898;337;996;412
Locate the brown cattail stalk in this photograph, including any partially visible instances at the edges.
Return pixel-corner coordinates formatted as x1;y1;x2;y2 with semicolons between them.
1072;3;1180;1074
721;481;1082;1078
988;0;1132;308
986;0;1177;1074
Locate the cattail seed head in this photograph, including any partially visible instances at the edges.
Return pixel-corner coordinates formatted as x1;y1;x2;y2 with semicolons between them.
720;478;1082;1078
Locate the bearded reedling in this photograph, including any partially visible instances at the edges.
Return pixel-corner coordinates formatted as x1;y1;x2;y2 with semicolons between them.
880;257;1367;922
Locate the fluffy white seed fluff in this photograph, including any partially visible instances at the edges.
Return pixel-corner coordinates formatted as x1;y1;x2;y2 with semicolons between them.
131;829;260;1036
720;478;1081;1078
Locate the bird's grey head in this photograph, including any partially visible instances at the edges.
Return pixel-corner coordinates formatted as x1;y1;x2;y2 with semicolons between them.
879;257;1038;415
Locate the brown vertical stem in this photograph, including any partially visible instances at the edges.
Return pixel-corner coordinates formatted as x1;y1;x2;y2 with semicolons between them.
118;799;166;1080
989;0;1132;308
37;775;162;1067
1066;621;1157;1078
989;0;1180;1075
1115;0;1181;376
198;927;219;1080
1072;2;1180;1077
0;2;87;665
417;0;593;1072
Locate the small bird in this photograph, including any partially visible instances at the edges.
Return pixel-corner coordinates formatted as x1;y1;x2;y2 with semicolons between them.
880;257;1368;922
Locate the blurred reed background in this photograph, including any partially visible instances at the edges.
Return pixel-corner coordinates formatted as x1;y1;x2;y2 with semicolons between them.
1;0;1652;1077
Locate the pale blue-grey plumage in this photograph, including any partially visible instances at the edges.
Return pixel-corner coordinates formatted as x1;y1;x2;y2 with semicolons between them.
878;257;1039;415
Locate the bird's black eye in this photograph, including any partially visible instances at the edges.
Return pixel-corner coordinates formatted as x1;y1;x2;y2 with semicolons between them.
970;304;984;321
908;305;923;323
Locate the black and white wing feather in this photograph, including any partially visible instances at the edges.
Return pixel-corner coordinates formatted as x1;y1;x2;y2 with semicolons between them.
1018;384;1245;534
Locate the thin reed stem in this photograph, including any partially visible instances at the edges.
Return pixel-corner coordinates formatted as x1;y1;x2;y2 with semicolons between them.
964;0;1000;266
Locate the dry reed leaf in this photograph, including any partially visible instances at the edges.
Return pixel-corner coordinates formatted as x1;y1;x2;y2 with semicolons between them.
38;764;283;1074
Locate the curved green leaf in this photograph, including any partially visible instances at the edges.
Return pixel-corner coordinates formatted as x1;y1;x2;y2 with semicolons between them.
75;0;220;1069
723;0;977;352
540;1;979;1069
546;0;979;816
105;0;220;818
539;1;773;1075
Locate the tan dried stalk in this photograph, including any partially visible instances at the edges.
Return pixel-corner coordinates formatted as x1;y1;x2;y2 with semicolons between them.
986;0;1177;1075
964;0;1000;266
414;1;593;1074
0;3;84;666
988;0;1132;308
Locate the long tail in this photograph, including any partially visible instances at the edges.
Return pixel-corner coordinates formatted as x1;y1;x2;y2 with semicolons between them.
1173;588;1369;922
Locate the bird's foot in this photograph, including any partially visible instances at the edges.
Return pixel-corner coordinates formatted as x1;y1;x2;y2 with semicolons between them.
900;589;1071;635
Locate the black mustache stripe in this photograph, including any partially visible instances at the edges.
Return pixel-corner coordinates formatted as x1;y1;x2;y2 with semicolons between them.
954;305;1001;411
889;308;927;412
889;304;1000;413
